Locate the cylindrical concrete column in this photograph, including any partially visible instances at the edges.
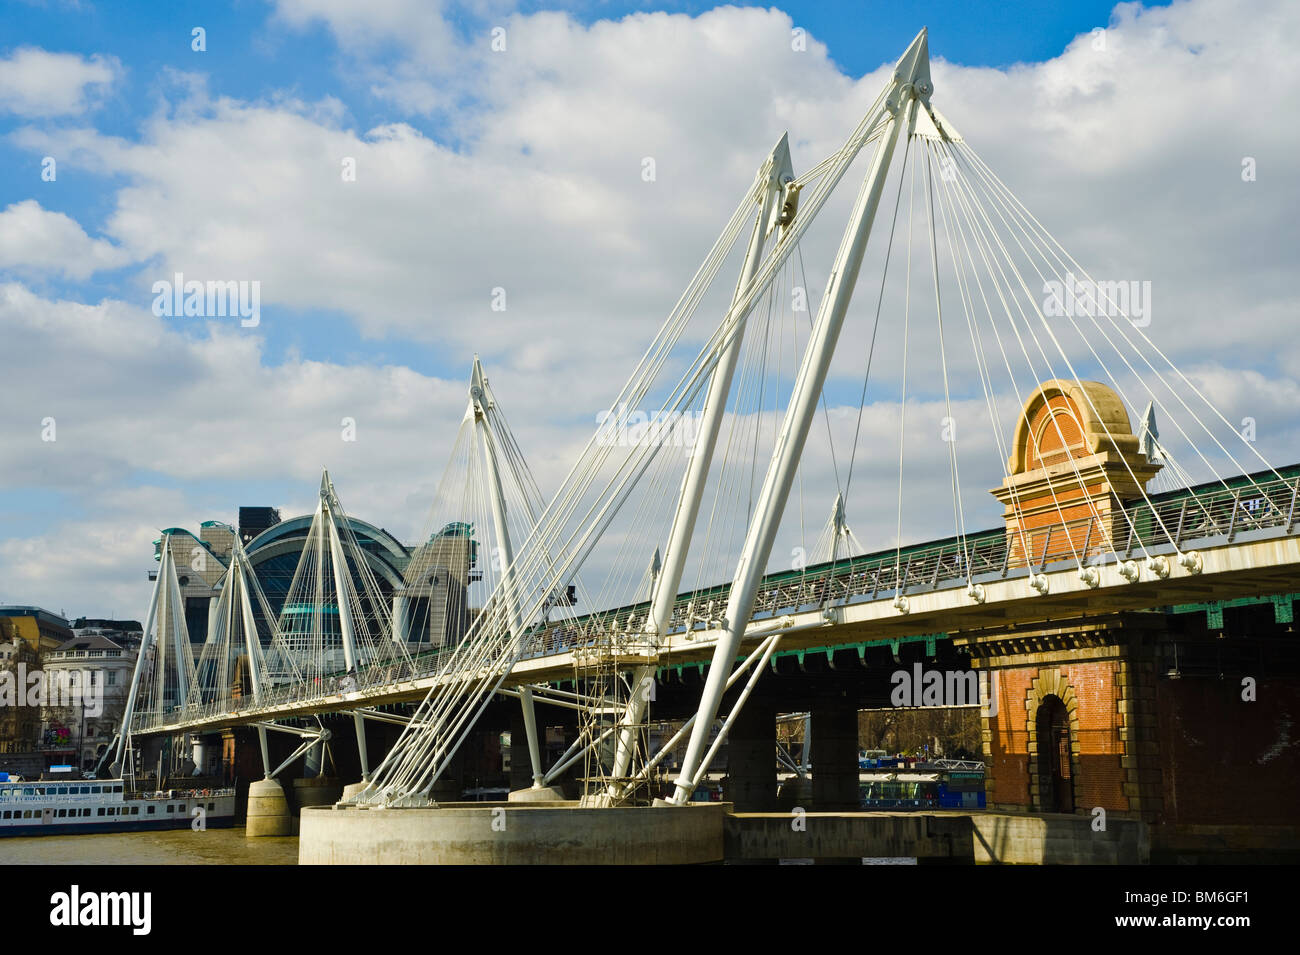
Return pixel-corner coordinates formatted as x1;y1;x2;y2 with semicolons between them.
725;698;778;812
246;778;291;837
811;704;860;811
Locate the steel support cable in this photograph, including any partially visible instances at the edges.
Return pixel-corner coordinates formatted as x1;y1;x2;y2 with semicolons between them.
928;137;1038;573
692;274;774;601
503;181;759;603
955;146;1265;527
590;412;688;619
937;141;1104;567
488;132;882;636
844;133;915;505
922;140;973;575
794;288;809;590
893;148;918;589
949;144;1187;555
954;147;1219;542
374;337;733;800
941;149;1118;569
507;88;899;601
368;427;683;798
369;93;905;800
796;243;843;498
960;143;1285;491
697;271;778;604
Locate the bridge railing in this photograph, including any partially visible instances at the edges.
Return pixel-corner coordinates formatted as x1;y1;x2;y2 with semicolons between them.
130;473;1299;733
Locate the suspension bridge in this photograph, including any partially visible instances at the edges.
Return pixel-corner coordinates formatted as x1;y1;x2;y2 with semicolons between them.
112;29;1300;862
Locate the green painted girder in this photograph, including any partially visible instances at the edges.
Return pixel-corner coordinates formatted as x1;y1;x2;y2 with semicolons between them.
1166;592;1298;628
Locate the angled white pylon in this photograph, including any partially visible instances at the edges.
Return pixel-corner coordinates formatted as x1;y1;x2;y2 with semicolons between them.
669;28;934;805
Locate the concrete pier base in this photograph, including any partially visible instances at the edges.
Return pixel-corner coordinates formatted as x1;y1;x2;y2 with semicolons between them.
301;804;1148;863
246;778;291;837
507;785;568;803
299;801;729;865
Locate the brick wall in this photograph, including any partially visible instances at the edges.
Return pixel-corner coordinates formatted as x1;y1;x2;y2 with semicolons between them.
1156;677;1300;827
985;668;1031;808
984;660;1128;813
1061;661;1127;812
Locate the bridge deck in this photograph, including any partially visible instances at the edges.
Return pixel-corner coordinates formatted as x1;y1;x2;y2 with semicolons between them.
134;475;1300;736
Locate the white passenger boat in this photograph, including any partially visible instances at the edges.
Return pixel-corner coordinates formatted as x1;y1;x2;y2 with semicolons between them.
0;777;236;836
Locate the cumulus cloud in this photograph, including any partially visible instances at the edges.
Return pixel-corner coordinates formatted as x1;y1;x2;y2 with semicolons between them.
0;200;131;278
2;0;1299;615
0;47;120;117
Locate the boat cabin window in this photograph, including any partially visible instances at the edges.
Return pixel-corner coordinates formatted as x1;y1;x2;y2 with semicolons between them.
147;805;155;814
112;785;123;793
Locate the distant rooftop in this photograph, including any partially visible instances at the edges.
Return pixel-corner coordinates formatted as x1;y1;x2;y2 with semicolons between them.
53;633;124;653
71;617;143;633
0;606;71;628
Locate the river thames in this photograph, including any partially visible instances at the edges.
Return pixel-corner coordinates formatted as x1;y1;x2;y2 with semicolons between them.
0;828;299;864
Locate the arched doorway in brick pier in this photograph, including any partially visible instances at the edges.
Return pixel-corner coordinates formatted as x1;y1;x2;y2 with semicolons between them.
1035;694;1075;813
1026;668;1081;814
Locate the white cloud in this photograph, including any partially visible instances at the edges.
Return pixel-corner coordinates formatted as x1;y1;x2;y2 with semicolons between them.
0;47;120;117
3;0;1300;616
0;200;131;278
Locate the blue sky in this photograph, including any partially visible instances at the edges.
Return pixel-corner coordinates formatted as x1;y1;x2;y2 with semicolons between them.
3;0;1296;617
0;0;1171;381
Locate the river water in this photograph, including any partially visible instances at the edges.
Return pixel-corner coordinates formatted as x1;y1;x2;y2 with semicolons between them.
0;828;299;864
0;832;913;865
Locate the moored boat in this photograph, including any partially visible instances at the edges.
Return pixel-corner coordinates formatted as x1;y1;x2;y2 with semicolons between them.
0;777;235;836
